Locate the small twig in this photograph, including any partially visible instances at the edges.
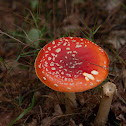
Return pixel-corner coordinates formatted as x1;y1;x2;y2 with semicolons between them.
43;112;80;126
13;24;32;42
116;92;126;104
26;8;39;29
110;48;126;66
0;30;25;45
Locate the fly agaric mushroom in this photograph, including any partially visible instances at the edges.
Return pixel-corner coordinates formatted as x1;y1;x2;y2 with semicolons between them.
35;37;109;92
35;37;109;113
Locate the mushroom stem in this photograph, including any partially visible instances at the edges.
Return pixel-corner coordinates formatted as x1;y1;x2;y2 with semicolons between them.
65;92;77;113
94;82;116;126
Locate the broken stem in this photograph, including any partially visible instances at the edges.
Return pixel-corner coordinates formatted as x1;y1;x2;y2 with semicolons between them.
94;82;116;126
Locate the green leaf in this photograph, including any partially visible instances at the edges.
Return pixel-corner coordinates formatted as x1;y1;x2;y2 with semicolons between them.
0;57;3;62
26;28;41;48
31;0;39;10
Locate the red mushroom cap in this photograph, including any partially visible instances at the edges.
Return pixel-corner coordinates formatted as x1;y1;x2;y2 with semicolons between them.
35;37;109;92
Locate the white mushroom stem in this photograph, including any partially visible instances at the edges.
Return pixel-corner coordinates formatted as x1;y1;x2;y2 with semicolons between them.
65;92;77;113
94;82;117;126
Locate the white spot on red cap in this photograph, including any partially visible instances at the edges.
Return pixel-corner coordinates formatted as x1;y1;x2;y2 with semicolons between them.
70;62;72;65
55;75;58;77
53;46;57;48
66;47;70;50
48;57;51;60
43;77;46;80
45;61;48;64
60;60;63;63
99;48;104;52
67;87;71;90
72;40;76;42
57;42;63;46
61;71;64;75
51;67;56;70
70;83;74;85
96;80;101;82
51;53;57;57
66;74;71;77
69;66;75;68
64;39;68;41
64;69;67;71
75;45;82;48
52;41;55;45
59;66;63;69
63;42;67;46
55;63;60;66
38;63;41;68
72;54;75;57
48;71;51;74
54;84;58;87
55;48;61;53
50;62;54;66
45;64;48;67
74;75;79;78
49;76;53;80
90;82;93;86
91;70;99;75
73;51;78;54
48;47;51;51
83;72;95;80
45;51;49;53
52;57;55;61
85;76;89;81
64;83;68;85
67;51;72;54
65;56;68;59
45;54;48;57
68;43;70;46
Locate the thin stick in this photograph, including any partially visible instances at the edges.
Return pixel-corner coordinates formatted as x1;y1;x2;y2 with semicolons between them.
0;30;25;45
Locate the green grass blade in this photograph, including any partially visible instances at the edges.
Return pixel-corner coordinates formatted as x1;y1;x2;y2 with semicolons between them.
93;24;101;35
8;93;35;126
0;57;3;62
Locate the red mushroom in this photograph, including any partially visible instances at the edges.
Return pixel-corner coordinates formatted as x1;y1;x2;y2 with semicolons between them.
35;37;109;113
35;37;109;92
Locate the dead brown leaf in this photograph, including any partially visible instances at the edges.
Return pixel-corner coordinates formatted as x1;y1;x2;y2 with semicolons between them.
53;104;63;116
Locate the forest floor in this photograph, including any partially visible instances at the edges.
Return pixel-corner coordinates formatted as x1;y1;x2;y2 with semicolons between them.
0;0;126;126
